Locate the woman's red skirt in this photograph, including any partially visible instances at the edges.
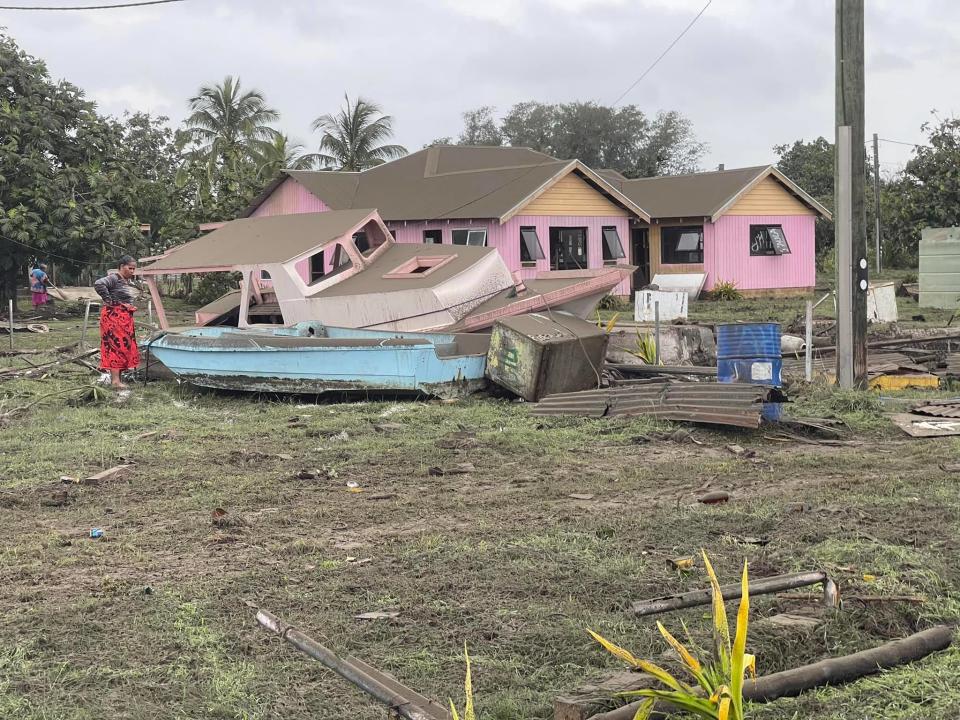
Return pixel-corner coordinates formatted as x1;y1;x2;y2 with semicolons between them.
100;305;140;371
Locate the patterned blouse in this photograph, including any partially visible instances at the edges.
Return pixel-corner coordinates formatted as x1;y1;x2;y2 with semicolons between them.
94;272;138;306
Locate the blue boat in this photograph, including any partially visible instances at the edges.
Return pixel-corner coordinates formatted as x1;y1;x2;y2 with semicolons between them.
146;322;490;398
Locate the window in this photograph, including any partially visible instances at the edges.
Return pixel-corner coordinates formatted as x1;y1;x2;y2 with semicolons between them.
423;229;442;244
749;225;791;256
549;227;587;271
601;226;625;264
452;229;487;247
260;270;272;281
382;255;457;279
352;232;370;253
309;251;326;283
519;227;545;265
661;226;703;264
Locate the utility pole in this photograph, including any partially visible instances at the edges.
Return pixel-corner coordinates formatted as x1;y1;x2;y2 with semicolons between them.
872;132;882;274
835;0;868;388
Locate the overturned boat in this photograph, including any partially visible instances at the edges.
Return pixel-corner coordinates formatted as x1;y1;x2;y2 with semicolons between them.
147;322;489;397
138;209;632;333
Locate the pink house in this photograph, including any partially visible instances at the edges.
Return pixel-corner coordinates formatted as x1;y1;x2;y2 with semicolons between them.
242;148;830;297
601;165;831;295
243;146;648;296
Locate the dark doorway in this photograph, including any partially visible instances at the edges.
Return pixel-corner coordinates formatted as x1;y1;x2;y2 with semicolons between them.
549;227;587;270
631;227;650;289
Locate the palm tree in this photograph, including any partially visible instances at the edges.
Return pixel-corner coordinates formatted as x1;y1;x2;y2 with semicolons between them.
178;75;280;181
252;133;318;179
311;95;407;171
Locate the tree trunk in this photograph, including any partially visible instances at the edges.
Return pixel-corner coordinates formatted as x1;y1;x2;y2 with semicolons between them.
0;265;19;315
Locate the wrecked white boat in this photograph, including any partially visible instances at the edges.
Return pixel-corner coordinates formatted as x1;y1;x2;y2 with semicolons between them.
138;209;632;333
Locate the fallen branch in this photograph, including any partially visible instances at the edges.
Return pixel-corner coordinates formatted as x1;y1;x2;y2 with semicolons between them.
0;349;97;380
587;626;954;720
777;592;926;605
631;571;836;616
255;609;449;720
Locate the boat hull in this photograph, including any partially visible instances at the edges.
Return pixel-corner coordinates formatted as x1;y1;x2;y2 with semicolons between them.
148;325;488;398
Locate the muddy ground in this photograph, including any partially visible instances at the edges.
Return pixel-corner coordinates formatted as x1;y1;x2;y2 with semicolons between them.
1;317;959;720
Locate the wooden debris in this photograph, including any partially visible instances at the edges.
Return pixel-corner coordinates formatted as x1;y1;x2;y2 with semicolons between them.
355;611;400;620
83;464;132;486
778;592;925;605
568;493;595;501
697;490;730;505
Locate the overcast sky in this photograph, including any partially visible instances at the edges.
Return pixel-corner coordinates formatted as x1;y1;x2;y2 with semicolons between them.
3;0;958;175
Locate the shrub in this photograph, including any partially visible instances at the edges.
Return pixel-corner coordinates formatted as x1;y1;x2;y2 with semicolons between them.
186;272;242;306
710;280;742;302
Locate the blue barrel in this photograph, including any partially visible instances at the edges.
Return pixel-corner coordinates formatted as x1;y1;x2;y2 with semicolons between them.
716;322;782;420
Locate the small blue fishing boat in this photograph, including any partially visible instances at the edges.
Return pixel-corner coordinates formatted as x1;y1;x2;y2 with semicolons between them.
146;322;490;398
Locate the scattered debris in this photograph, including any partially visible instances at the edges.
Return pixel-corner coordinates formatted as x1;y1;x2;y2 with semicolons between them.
354;611;400;620
211;508;230;527
346;481;363;493
891;413;960;438
698;490;730;505
89;528;104;539
753;612;823;632
630;570;834;617
373;422;403;433
256;609;448;720
366;493;397;501
667;556;694;571
778;592;925;605
427;463;475;476
725;444;756;458
940;463;960;472
568;493;595;501
42;490;71;507
83;464;133;486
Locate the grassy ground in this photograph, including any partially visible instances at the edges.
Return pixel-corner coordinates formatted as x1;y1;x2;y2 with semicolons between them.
1;306;959;719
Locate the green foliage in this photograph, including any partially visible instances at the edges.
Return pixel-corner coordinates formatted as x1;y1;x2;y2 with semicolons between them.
0;33;142;304
590;552;754;720
631;331;659;365
448;101;705;176
186;272;241;306
311;94;407;171
709;280;742;302
597;293;628;311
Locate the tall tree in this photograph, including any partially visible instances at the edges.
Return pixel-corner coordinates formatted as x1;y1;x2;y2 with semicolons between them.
311;95;407;171
457;106;502;146
252;133;317;180
0;33;140;307
497;101;704;176
774;137;835;254
177;75;279;200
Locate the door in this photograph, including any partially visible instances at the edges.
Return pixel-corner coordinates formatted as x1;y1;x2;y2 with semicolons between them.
631;227;650;289
549;227;587;270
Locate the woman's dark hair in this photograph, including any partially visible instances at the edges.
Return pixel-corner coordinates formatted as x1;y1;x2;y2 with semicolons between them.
119;254;136;267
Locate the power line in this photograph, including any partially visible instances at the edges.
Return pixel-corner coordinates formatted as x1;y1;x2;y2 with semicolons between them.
876;137;930;149
0;0;184;10
610;0;712;106
2;234;107;265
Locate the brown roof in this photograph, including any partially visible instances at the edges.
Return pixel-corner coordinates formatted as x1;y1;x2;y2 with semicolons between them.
141;209;377;272
610;165;831;221
243;145;650;222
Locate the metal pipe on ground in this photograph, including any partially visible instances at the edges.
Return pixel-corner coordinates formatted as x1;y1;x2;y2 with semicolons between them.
255;609;449;720
588;625;954;720
631;571;834;617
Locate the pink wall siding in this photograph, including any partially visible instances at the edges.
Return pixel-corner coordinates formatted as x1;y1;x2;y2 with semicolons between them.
252;178;330;217
385;215;632;295
705;215;816;291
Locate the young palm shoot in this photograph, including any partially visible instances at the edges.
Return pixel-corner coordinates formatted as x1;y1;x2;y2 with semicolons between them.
589;551;755;719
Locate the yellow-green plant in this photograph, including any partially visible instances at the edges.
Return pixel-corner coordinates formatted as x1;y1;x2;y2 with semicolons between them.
710;280;742;302
589;551;755;720
631;330;660;365
596;310;620;333
449;642;476;720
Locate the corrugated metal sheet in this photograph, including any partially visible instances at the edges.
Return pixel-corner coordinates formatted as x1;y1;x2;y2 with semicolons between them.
919;227;960;309
911;399;960;418
781;352;932;378
532;382;782;428
705;215;816;291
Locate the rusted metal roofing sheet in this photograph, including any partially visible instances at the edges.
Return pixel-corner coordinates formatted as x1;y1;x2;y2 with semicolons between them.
532;382;783;429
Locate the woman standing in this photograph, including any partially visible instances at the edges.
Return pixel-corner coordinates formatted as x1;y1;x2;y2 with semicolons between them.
29;263;50;308
94;255;141;390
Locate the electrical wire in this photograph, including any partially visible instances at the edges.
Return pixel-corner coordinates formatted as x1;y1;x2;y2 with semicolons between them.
0;0;184;9
2;234;106;265
610;0;712;106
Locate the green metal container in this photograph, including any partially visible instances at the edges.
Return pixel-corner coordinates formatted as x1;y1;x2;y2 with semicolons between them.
486;312;608;402
920;227;960;308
